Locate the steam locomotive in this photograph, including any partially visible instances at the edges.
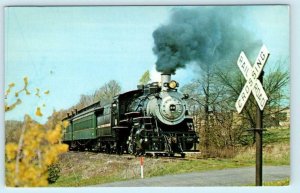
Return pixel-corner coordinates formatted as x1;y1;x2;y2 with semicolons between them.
62;74;199;157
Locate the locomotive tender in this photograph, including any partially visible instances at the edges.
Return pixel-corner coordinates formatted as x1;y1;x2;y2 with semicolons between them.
63;74;199;157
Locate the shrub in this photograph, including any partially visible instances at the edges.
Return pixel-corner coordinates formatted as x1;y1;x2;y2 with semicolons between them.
5;77;69;187
48;164;61;184
5;116;69;186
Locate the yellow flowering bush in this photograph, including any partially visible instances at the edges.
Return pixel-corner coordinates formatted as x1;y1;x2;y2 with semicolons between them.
5;77;69;187
5;117;69;187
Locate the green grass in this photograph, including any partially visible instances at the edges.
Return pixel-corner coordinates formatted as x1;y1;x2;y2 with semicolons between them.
233;126;290;166
263;178;290;186
233;143;290;166
52;173;125;187
263;127;290;144
146;158;253;178
52;158;254;186
247;178;290;186
52;126;290;187
52;153;288;187
147;145;289;178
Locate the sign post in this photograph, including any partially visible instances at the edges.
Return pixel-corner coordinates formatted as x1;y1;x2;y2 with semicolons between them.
255;71;264;186
140;156;144;179
235;45;270;186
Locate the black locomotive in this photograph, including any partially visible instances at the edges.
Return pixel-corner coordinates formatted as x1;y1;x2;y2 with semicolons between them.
63;74;199;157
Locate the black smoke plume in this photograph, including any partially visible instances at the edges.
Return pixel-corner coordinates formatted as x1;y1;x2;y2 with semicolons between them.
152;7;261;74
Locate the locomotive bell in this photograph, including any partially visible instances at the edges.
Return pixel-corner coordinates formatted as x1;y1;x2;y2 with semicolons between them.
161;73;178;91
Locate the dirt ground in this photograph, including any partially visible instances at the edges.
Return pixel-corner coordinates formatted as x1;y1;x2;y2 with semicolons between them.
56;151;183;184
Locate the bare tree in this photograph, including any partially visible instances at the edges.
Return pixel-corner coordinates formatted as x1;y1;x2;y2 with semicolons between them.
5;120;23;143
181;63;226;157
44;109;68;130
60;79;122;119
263;64;289;127
181;59;289;157
216;60;289;142
94;80;121;105
76;94;95;109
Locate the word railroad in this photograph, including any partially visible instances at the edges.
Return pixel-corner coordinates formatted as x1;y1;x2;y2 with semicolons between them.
235;45;270;113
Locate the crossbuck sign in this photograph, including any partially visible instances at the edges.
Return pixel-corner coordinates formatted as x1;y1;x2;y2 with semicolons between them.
235;45;270;113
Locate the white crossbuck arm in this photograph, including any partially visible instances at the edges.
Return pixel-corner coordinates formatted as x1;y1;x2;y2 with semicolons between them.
235;45;270;113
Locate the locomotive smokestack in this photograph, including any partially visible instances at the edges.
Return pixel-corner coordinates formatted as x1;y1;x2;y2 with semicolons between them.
161;73;171;91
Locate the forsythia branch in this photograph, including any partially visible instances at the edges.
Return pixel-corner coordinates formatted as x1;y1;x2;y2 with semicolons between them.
5;77;69;187
5;116;69;186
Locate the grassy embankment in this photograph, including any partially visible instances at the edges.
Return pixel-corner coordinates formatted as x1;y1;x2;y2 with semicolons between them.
52;126;289;187
264;179;290;186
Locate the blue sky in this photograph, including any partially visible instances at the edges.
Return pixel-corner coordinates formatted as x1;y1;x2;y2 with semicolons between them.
4;6;289;123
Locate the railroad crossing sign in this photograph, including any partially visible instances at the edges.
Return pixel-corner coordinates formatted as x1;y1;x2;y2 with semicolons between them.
235;45;270;113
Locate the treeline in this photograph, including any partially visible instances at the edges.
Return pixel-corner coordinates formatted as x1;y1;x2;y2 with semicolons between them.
5;80;122;144
180;60;289;157
75;80;121;110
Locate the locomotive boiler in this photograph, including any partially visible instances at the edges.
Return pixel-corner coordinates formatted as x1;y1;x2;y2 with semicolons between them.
63;74;199;157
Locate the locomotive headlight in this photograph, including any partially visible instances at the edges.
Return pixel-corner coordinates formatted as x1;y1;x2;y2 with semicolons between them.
168;80;177;89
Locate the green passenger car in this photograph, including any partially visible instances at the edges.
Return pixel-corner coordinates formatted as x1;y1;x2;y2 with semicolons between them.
72;113;97;140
